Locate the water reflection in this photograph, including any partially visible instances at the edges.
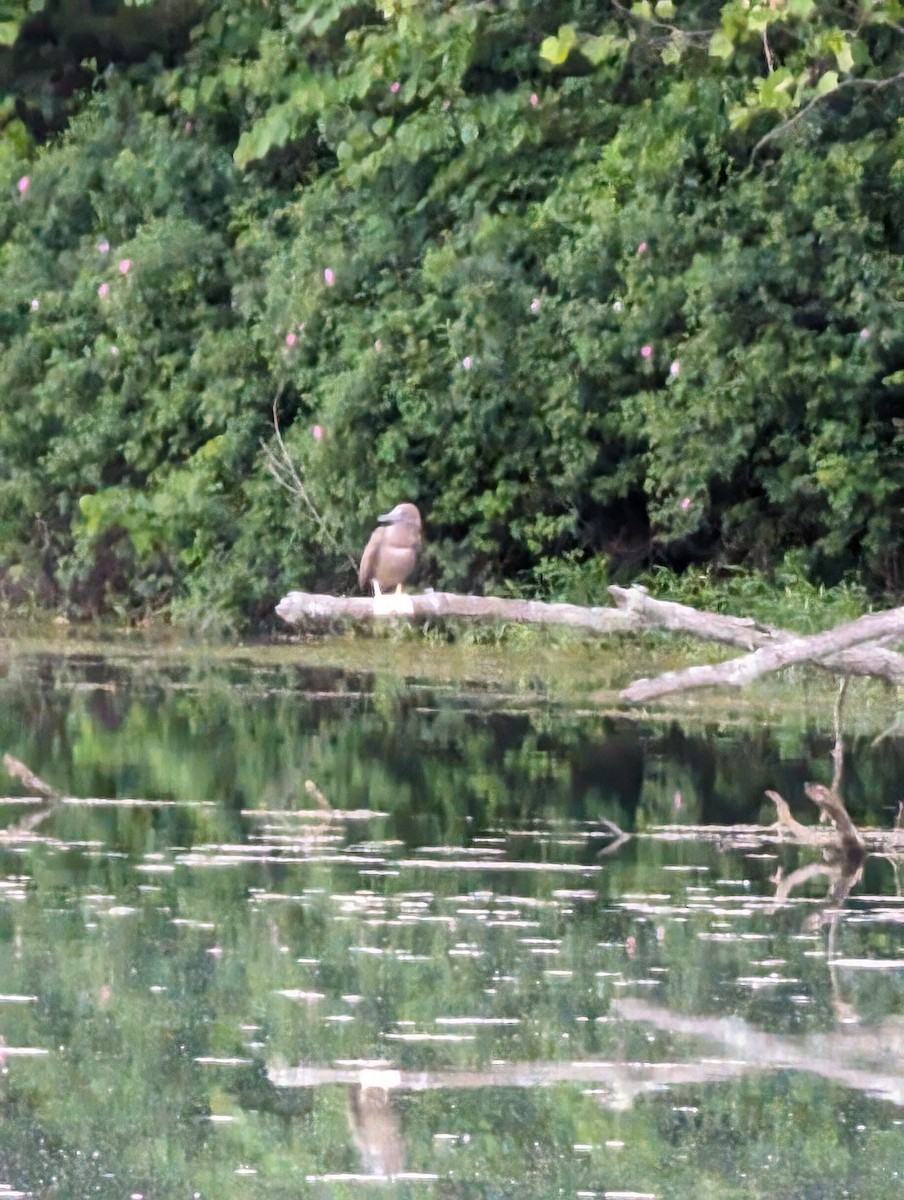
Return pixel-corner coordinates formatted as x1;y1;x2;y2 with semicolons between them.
0;650;901;1196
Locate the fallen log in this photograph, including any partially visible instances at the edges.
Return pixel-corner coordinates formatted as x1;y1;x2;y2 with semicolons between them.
275;589;637;635
275;584;904;697
608;586;904;683
620;604;904;703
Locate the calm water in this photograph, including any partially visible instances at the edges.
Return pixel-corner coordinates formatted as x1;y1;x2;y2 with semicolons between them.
0;645;902;1198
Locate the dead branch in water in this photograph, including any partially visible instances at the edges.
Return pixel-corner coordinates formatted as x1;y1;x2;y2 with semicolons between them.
2;754;63;802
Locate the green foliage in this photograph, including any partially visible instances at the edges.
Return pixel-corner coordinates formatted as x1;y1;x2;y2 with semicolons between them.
1;0;904;625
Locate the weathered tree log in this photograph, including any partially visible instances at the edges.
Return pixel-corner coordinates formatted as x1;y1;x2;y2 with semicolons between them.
620;604;904;703
275;589;638;635
276;584;904;696
608;586;904;684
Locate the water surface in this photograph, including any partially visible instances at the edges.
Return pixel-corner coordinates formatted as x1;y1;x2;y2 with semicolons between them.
0;643;902;1198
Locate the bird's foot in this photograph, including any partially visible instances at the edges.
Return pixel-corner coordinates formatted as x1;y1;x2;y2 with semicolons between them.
372;590;415;617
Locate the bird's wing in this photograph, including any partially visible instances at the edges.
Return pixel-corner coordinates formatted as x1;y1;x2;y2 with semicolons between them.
358;528;382;590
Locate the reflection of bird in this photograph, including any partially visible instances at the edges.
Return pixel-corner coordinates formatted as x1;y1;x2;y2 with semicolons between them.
347;1084;405;1177
358;502;422;594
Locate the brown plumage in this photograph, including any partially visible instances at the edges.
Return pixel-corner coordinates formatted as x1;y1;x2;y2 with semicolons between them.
358;502;422;594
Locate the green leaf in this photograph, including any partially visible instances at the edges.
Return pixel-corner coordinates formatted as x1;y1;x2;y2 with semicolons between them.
709;30;734;60
661;38;682;65
815;70;839;96
540;25;578;66
786;0;816;16
758;68;795;111
582;34;617;66
835;39;854;73
728;103;755;130
654;0;676;16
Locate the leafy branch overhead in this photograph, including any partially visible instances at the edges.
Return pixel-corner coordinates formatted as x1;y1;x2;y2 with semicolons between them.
542;0;904;145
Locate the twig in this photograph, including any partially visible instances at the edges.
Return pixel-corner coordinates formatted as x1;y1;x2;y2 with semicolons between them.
304;779;332;813
766;789;820;843
261;394;357;571
751;67;904;165
594;817;631;858
831;677;848;794
803;782;864;855
762;30;774;74
609;0;712;41
3;754;63;802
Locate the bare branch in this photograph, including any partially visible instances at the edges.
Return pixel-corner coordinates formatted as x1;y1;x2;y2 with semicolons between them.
619;604;904;703
609;0;712;41
831;677;848;794
261;396;357;571
751;68;904;165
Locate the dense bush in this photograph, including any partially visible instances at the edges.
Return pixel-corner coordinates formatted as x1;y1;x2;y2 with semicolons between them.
0;0;903;625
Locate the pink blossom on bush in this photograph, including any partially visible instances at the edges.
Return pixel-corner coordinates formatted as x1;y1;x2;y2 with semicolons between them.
30;298;39;312
859;328;871;340
461;355;473;370
373;339;383;352
312;424;324;441
16;176;29;195
323;268;335;286
640;344;652;359
285;331;297;347
118;259;131;275
529;93;539;107
669;359;681;377
680;496;692;511
637;241;648;255
530;298;541;314
96;239;110;254
98;283;110;299
390;81;400;94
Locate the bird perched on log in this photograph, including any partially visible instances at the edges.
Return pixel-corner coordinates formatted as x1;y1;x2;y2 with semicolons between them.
358;502;422;595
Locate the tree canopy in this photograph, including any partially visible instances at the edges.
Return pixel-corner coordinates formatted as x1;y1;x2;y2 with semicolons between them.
1;0;903;625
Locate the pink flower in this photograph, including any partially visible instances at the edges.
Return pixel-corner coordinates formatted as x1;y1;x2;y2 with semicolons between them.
285;331;297;347
373;339;383;352
529;93;539;107
118;259;131;275
640;344;652;359
29;298;39;312
669;359;681;377
97;283;110;299
96;239;109;254
16;176;29;195
312;424;324;441
637;241;648;255
680;497;692;511
859;328;871;340
530;297;541;314
390;81;400;94
461;355;473;370
323;268;335;286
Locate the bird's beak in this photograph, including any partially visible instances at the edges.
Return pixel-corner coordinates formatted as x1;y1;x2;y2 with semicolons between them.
377;508;399;523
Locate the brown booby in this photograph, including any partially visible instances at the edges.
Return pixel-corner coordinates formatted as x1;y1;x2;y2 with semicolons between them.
358;502;422;595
